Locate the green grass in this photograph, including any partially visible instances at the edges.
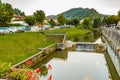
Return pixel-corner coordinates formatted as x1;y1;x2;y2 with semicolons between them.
42;28;91;40
0;28;91;65
0;32;55;65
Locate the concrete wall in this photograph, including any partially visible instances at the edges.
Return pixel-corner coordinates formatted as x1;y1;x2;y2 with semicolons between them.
47;34;64;43
11;34;67;69
47;34;67;50
11;44;57;69
102;28;120;76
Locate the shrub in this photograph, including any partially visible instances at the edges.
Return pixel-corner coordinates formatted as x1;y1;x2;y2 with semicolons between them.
16;30;25;33
0;32;5;36
0;62;11;78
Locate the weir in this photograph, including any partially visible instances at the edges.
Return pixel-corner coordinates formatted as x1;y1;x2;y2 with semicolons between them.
76;42;94;51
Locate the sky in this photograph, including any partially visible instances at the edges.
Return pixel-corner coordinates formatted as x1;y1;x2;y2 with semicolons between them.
2;0;120;16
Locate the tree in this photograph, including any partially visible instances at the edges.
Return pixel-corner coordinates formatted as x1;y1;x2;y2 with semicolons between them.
118;10;120;17
13;8;25;16
0;2;14;26
48;19;56;27
33;10;45;27
92;17;101;28
71;18;80;26
57;14;66;25
24;16;35;27
66;18;79;26
82;17;92;29
103;15;120;27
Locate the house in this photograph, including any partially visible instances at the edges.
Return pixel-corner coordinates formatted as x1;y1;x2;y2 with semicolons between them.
116;21;120;29
11;15;28;26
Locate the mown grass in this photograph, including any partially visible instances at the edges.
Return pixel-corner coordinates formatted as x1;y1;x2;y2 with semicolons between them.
42;28;91;40
0;28;91;65
0;32;55;65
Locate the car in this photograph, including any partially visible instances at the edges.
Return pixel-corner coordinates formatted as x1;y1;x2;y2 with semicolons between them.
19;26;30;31
22;27;30;31
0;27;10;34
8;26;18;33
60;26;66;28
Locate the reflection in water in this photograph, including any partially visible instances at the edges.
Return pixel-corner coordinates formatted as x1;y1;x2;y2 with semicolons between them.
74;30;100;42
33;50;68;69
33;51;110;80
40;64;48;76
107;42;120;76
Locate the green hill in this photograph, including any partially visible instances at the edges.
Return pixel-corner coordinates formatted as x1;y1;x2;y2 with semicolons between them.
48;7;100;20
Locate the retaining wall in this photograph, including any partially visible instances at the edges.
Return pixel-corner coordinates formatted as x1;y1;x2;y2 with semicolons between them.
11;44;57;69
102;28;120;76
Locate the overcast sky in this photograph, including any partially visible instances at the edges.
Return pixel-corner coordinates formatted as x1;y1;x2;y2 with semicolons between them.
2;0;120;16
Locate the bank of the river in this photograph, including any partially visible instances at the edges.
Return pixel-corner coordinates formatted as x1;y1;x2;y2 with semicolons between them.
0;28;91;65
104;51;120;80
0;32;55;65
0;28;92;78
42;28;91;40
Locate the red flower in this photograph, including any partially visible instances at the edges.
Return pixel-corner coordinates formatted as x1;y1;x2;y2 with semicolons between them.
26;60;33;65
27;71;33;78
34;68;41;74
48;74;52;80
48;64;52;70
31;75;37;80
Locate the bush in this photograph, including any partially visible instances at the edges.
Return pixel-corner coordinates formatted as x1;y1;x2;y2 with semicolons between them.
0;32;5;36
0;62;11;78
16;30;25;33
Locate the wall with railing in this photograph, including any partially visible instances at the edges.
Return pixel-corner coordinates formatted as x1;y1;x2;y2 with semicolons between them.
102;27;120;76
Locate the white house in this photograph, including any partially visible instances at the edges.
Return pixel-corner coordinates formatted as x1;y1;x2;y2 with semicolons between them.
117;21;120;29
11;15;28;26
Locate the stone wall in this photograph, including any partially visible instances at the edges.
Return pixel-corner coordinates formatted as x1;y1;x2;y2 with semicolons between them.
11;44;57;69
102;28;120;76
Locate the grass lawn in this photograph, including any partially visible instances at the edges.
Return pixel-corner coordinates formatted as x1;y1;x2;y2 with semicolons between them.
42;28;91;40
0;32;55;65
0;28;91;65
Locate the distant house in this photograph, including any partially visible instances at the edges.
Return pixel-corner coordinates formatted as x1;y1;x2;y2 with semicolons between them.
117;21;120;29
11;15;28;26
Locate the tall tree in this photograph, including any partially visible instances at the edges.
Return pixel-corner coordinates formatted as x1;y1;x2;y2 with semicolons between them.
24;16;35;27
103;15;120;27
48;19;56;27
82;17;92;29
14;8;25;16
93;17;101;28
0;2;14;26
33;10;45;27
57;14;66;25
118;10;120;17
71;18;80;26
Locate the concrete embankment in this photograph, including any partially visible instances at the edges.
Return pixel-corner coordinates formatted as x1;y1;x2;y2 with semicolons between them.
102;27;120;77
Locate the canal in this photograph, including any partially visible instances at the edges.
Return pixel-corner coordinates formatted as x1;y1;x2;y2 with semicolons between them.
31;30;111;80
32;50;110;80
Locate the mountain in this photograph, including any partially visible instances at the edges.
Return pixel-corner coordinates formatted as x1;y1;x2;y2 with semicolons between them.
47;7;100;20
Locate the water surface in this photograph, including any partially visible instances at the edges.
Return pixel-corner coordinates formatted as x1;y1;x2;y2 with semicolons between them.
35;51;110;80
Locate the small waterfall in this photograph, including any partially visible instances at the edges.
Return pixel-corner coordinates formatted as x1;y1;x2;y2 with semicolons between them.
76;44;94;51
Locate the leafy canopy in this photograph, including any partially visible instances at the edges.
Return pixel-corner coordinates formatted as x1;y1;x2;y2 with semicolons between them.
33;10;45;26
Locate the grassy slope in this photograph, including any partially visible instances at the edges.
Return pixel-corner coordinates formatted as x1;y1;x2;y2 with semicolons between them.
42;28;91;40
0;32;54;65
0;28;91;65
